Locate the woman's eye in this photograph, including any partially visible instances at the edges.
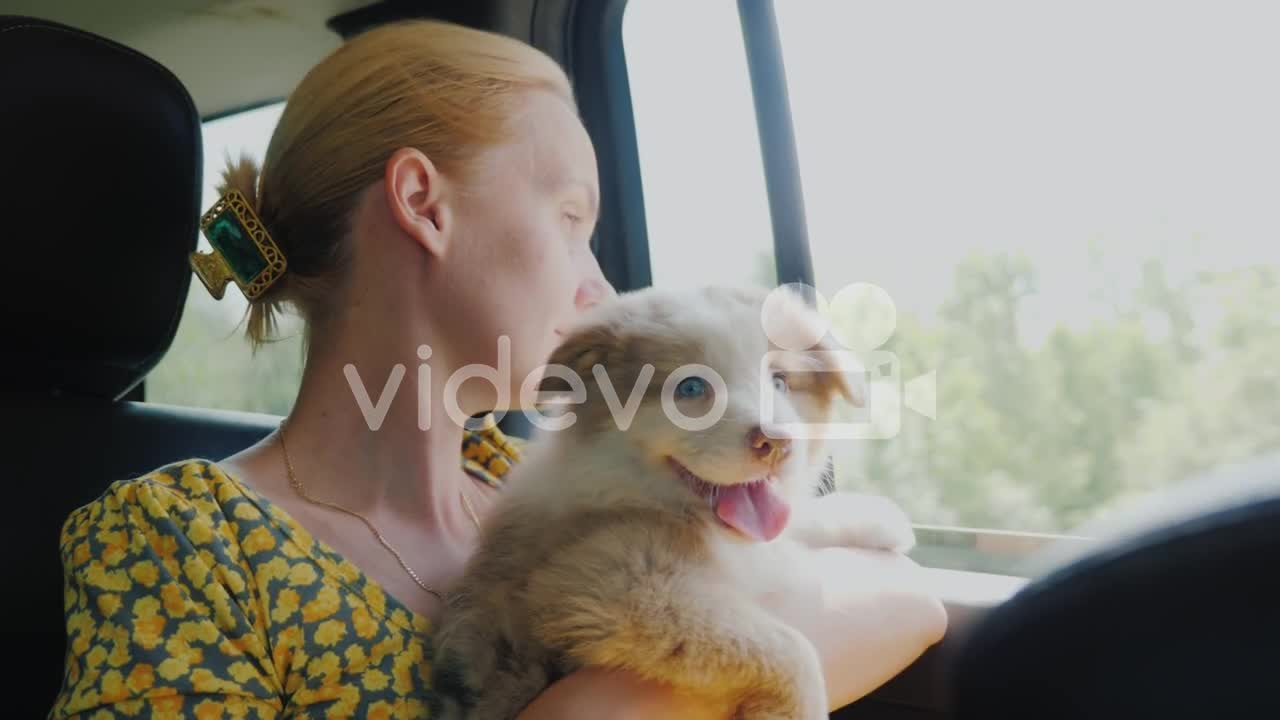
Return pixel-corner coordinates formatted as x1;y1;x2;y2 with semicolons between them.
772;373;788;393
676;376;707;399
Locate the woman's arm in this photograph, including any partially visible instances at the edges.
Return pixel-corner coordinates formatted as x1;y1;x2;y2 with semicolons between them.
762;546;948;709
516;548;945;718
516;667;732;720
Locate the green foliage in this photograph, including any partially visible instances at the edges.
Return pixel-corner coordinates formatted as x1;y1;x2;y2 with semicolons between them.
146;288;304;417
827;252;1280;534
751;250;779;288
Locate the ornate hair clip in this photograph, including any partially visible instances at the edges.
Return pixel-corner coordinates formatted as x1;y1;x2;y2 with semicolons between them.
189;189;287;300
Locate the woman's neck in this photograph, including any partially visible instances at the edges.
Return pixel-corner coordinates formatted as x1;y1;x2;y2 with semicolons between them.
276;330;484;536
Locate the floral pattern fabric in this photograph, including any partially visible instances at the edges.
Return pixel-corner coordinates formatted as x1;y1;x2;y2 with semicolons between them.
49;420;522;719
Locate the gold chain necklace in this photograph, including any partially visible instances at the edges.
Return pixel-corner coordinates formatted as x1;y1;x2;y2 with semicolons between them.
278;426;483;603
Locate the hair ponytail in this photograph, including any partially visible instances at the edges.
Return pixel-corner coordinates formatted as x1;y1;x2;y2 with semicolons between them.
215;153;287;350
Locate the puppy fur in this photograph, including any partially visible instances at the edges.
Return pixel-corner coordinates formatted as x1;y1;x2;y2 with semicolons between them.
430;285;916;720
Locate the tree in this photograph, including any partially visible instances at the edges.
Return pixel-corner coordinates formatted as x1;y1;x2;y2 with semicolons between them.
827;248;1280;535
146;288;304;416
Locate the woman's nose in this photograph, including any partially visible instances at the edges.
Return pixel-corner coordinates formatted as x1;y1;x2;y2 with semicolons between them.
575;266;615;311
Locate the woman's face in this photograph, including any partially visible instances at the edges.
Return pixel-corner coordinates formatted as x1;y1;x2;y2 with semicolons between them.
437;89;613;413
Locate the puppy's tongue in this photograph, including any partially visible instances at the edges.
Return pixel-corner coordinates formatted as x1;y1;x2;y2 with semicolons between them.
714;480;790;541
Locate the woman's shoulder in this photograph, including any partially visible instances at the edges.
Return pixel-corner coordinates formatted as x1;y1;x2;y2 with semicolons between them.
68;457;239;509
59;458;262;552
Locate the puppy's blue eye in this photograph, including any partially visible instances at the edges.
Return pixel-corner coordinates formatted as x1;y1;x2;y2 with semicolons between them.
676;377;707;399
772;373;788;393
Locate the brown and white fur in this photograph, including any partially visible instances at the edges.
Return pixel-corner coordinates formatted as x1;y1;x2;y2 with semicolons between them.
430;285;915;720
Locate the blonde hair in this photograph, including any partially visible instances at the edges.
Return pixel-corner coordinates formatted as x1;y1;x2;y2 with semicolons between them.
215;20;574;348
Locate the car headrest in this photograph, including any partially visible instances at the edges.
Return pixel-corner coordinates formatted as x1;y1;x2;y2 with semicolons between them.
0;16;201;401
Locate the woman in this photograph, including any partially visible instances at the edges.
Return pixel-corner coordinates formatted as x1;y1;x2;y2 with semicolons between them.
51;19;946;719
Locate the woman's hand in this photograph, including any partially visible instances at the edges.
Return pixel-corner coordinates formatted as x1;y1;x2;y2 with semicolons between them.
516;667;732;720
760;546;949;709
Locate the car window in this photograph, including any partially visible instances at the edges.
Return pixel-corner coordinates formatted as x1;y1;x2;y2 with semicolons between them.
623;1;778;289
146;101;304;415
624;0;1280;568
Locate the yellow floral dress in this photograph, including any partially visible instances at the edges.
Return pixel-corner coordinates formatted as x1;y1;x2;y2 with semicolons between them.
49;418;523;719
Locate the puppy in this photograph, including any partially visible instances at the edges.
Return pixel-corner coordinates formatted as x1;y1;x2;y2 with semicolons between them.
431;285;915;720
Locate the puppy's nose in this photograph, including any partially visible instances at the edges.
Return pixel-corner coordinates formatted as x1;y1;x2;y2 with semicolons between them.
748;426;792;466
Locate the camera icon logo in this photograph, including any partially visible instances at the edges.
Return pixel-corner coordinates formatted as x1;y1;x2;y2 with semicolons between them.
760;282;937;440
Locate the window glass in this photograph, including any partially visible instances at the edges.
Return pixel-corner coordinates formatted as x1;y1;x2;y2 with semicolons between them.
146;102;304;415
623;0;779;289
624;1;1280;550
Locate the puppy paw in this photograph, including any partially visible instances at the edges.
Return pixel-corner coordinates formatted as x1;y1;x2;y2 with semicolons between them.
849;496;917;553
738;636;828;720
788;492;916;553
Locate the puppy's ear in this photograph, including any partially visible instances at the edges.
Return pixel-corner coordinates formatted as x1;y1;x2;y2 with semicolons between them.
809;334;865;408
537;326;619;394
762;287;865;407
772;343;864;408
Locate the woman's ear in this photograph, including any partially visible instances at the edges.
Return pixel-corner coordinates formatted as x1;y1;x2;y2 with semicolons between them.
385;147;451;257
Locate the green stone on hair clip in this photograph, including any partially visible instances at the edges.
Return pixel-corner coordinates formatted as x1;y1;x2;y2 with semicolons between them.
189;189;287;301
